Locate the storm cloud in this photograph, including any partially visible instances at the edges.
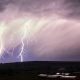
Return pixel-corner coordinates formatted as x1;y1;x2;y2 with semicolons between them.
0;0;80;63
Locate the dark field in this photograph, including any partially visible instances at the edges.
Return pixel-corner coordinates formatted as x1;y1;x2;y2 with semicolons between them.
0;61;80;80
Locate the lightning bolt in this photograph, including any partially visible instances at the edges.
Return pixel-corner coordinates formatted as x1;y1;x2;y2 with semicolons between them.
5;48;14;56
18;20;31;62
19;38;24;62
0;39;4;58
17;18;50;62
0;17;50;62
19;27;26;62
0;23;6;58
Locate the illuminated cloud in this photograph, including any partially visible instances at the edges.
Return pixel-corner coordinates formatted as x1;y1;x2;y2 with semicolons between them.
0;0;80;63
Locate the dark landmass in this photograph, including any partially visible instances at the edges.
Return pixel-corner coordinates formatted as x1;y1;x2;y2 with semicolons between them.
0;61;80;80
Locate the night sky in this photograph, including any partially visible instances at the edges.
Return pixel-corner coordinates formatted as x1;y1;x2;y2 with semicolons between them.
0;0;80;63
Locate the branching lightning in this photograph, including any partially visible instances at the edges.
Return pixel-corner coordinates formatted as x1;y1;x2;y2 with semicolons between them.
0;17;50;62
18;20;32;62
0;39;4;58
19;26;27;62
0;23;6;58
17;19;45;62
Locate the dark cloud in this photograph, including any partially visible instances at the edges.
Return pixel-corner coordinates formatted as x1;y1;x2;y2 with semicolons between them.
12;0;59;16
0;0;80;19
11;0;80;19
0;0;54;12
0;0;64;16
64;0;80;19
0;0;11;12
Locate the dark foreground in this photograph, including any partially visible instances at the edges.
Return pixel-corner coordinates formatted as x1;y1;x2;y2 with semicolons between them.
0;61;80;80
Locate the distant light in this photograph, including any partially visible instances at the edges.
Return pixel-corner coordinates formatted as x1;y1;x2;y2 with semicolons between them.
56;73;60;75
65;73;70;76
38;74;47;77
48;75;59;78
61;75;76;79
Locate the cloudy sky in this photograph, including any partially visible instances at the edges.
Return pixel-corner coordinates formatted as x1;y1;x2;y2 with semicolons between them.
0;0;80;63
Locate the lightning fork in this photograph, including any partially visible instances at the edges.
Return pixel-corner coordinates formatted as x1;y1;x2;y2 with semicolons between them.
18;20;31;62
0;23;6;58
